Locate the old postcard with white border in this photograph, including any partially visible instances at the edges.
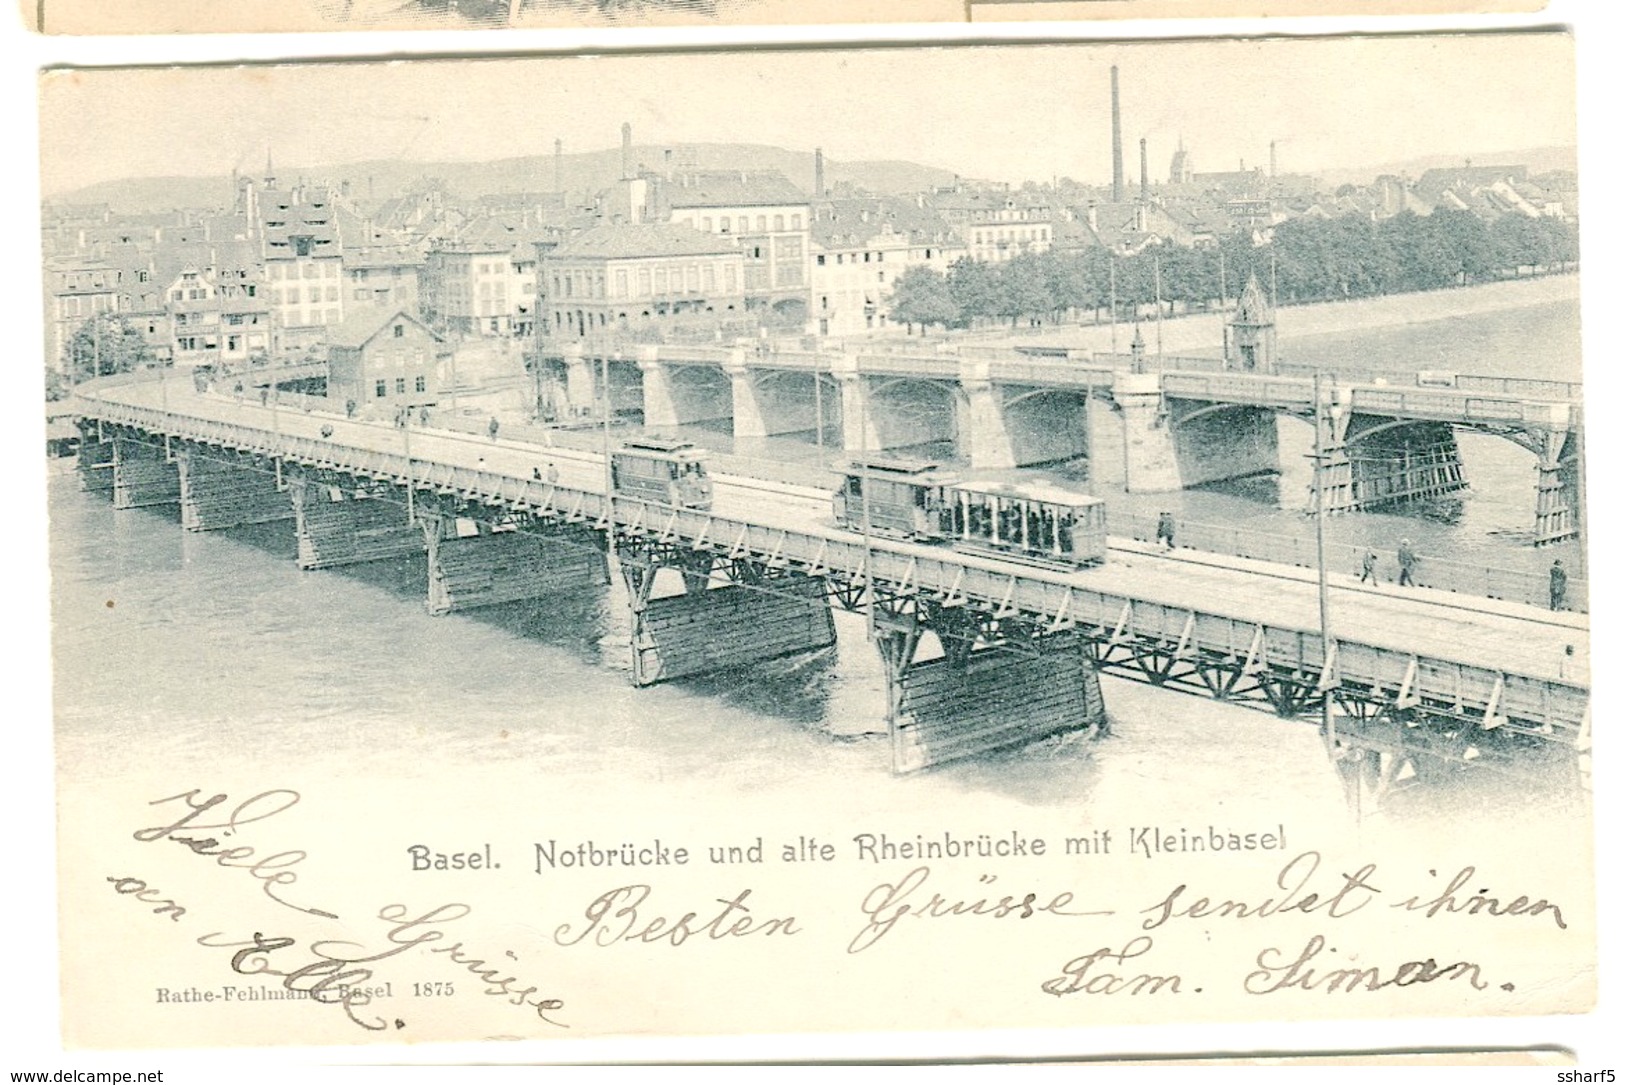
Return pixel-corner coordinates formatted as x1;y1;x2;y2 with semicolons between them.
41;32;1596;1057
21;0;1547;35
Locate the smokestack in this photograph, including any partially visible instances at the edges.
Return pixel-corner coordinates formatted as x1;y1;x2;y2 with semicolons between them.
1139;137;1148;202
554;138;563;194
1111;66;1124;203
814;147;826;198
1270;140;1277;179
620;122;632;181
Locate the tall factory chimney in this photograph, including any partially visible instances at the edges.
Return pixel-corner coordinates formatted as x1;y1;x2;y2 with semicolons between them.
1139;137;1149;201
554;138;563;194
1111;66;1124;202
814;147;826;198
620;122;633;181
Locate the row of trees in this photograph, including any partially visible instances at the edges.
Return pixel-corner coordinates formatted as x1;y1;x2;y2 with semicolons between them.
63;313;156;384
890;210;1580;332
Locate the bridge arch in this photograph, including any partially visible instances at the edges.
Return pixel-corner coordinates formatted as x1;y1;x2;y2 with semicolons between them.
1001;387;1091;468
867;377;963;458
662;363;734;432
748;369;843;444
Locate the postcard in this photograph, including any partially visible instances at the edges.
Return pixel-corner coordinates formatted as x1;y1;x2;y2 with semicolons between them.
41;33;1595;1056
22;0;1546;35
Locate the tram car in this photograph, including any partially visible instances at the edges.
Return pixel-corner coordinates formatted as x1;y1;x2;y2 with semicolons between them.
944;478;1107;567
610;437;714;511
830;457;954;539
832;458;1107;567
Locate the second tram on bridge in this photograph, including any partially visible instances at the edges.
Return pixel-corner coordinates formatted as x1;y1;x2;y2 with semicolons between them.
831;457;1108;567
611;437;715;510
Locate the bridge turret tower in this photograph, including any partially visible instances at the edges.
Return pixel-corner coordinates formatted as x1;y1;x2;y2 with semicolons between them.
1228;274;1277;373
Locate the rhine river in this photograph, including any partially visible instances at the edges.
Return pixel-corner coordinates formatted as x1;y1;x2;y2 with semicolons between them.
50;287;1585;830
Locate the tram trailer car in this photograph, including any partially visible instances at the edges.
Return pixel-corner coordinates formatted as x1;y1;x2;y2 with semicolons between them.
611;437;714;510
947;478;1107;567
832;459;1107;567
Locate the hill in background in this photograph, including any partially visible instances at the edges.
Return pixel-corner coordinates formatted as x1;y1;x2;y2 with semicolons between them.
51;143;962;214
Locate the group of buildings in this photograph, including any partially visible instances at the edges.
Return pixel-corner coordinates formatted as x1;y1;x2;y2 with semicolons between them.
43;110;1578;411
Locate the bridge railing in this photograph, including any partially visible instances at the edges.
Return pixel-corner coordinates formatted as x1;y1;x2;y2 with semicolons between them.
1161;372;1316;408
1116;511;1588;614
73;390;1589;736
1348;388;1572;425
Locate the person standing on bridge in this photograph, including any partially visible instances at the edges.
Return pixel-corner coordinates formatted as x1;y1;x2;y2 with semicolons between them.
488;416;501;442
1359;549;1378;585
1397;539;1417;587
1550;559;1568;611
1155;511;1176;550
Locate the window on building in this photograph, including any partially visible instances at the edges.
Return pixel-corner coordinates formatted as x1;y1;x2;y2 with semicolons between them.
394;324;405;338
774;215;784;231
375;380;387;398
415;375;427;393
816;254;826;266
756;216;767;232
719;216;730;233
702;218;713;231
395;377;406;394
615;270;628;297
227;335;241;351
791;214;802;230
863;252;871;263
355;289;371;301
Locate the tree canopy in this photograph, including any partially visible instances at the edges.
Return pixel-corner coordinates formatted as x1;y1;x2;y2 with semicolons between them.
883;211;1577;332
66;313;156;384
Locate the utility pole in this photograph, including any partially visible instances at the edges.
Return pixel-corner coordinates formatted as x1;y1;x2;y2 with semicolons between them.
1108;258;1118;355
1312;370;1349;814
602;352;615;560
1153;253;1164;360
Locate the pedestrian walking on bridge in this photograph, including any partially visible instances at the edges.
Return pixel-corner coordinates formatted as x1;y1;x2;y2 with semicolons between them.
1550;559;1568;611
1359;549;1378;585
1155;511;1176;550
1397;539;1417;587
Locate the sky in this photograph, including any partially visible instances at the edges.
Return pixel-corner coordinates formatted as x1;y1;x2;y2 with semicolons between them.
40;32;1577;198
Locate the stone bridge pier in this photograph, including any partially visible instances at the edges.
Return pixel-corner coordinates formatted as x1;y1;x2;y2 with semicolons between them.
1114;372;1279;492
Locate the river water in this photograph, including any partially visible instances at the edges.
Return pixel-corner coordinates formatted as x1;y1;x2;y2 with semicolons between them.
50;295;1584;823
